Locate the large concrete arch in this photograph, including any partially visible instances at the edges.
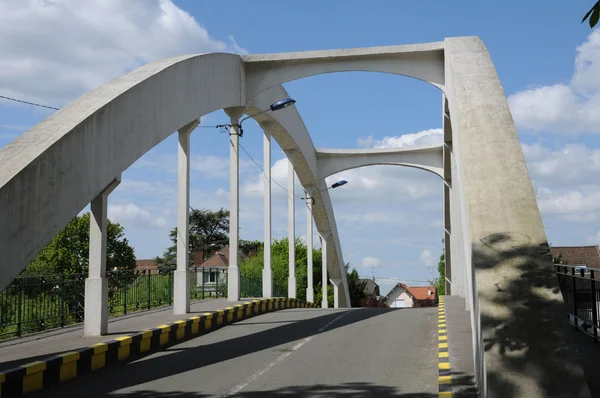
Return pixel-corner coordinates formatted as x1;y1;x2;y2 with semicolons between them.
0;36;591;396
241;36;590;397
243;41;446;101
0;53;244;290
0;54;350;308
316;144;444;180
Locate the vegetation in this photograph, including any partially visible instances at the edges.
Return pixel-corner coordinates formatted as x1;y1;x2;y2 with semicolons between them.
583;2;600;28
430;238;446;296
155;207;230;269
155;207;265;270
21;212;136;276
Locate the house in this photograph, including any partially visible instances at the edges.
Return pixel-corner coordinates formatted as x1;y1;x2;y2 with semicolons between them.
550;246;600;269
134;259;159;274
192;246;248;287
360;278;380;296
384;283;437;308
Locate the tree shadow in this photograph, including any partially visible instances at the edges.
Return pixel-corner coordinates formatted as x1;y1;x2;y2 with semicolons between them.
73;382;439;397
473;232;593;397
31;309;400;397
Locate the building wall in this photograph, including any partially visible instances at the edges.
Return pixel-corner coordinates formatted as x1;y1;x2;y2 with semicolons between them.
387;288;414;308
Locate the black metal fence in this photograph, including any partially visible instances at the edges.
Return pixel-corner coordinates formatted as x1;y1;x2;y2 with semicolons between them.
556;264;600;341
0;268;269;340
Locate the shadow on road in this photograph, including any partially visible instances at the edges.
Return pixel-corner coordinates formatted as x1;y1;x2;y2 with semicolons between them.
31;308;419;397
96;382;437;397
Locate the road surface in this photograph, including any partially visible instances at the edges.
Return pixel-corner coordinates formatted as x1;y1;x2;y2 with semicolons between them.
31;307;438;397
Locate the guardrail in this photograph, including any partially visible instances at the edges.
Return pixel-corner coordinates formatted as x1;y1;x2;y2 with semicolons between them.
555;264;600;341
0;268;281;340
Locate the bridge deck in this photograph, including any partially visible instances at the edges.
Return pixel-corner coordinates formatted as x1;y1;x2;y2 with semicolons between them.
0;298;243;371
26;307;441;397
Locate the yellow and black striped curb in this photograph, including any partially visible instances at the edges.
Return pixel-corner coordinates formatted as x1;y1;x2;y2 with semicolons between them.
438;297;452;398
0;298;316;397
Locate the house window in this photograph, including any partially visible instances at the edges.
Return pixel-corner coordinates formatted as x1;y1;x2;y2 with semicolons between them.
203;271;217;283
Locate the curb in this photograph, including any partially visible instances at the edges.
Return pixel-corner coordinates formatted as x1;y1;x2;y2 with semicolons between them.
0;297;316;397
438;296;452;397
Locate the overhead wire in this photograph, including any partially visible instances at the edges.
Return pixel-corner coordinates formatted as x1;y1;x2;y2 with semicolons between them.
2;95;305;202
0;95;60;111
209;123;304;201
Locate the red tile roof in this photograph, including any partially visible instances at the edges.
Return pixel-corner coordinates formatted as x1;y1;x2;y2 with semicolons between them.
550;246;600;269
384;283;436;300
135;259;158;271
195;246;248;268
406;285;437;301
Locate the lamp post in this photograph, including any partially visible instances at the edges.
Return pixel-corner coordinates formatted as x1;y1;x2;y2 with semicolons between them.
302;179;348;305
224;98;296;302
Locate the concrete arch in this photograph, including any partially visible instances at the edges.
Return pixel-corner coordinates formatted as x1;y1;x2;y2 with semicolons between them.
0;53;244;290
242;42;445;101
244;87;350;307
0;54;349;308
316;145;444;180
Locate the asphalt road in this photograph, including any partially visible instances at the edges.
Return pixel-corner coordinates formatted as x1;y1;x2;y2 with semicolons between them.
31;307;439;397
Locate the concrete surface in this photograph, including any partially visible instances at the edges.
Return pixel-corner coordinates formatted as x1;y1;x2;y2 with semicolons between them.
316;144;444;180
0;299;242;371
27;307;439;397
0;62;351;308
444;296;478;397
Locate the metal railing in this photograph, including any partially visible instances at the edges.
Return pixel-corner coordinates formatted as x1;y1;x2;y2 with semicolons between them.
556;264;600;341
0;268;272;340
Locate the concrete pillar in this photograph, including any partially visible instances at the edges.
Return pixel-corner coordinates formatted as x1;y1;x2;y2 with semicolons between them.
262;124;273;298
287;158;297;298
442;95;453;297
320;234;329;308
306;193;314;303
330;278;342;308
84;177;120;336
225;107;245;302
174;120;199;315
443;180;452;296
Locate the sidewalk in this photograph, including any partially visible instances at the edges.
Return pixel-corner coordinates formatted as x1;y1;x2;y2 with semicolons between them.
443;295;478;397
0;298;244;371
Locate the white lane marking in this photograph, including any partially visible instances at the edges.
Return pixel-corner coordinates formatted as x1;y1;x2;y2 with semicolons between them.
221;310;351;397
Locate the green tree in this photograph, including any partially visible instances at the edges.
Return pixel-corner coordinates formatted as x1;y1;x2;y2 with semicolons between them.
583;2;600;28
240;237;323;301
21;212;136;276
430;238;446;296
156;207;230;269
345;264;367;307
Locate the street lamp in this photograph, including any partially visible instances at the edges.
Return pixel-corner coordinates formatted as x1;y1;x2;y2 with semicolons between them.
302;180;348;204
217;98;296;137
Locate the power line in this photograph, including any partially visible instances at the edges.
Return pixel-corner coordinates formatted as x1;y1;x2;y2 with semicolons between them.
0;95;59;111
238;141;303;200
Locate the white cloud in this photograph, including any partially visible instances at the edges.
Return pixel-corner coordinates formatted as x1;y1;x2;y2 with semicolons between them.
108;203;167;229
419;249;434;266
507;30;600;134
358;128;443;148
0;0;246;107
361;256;382;268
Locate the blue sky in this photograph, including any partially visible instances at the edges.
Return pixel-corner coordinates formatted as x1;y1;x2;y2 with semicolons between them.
1;0;600;296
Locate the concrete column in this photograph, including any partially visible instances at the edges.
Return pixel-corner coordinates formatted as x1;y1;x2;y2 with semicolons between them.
306;194;314;303
443;180;452;296
320;234;329;308
84;177;120;336
287;158;297;298
225;107;245;302
330;278;342;308
443;96;453;297
262;124;273;298
174;120;199;315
